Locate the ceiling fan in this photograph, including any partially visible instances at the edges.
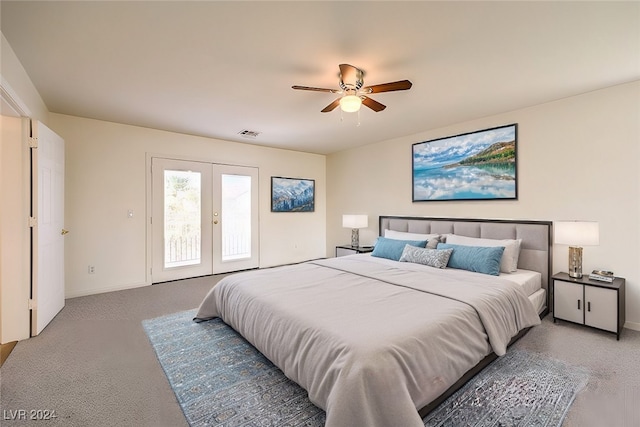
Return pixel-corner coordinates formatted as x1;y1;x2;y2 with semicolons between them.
292;64;412;113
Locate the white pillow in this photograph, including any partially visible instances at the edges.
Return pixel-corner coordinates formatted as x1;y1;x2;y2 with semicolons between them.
384;230;440;248
384;229;439;241
445;234;522;273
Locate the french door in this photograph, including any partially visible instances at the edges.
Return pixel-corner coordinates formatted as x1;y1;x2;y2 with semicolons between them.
151;158;258;282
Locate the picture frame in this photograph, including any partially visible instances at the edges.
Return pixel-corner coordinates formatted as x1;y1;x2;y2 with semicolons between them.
271;177;315;212
412;124;518;202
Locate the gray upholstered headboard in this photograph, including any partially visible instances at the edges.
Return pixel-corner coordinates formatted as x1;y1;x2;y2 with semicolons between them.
379;216;552;315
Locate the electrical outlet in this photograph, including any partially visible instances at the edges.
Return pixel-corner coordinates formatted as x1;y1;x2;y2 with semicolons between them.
88;265;95;274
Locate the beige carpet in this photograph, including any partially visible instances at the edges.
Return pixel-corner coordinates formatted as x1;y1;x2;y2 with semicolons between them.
1;274;639;427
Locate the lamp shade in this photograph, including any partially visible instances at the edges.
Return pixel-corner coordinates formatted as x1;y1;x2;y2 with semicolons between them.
342;214;368;229
339;95;362;113
554;221;599;246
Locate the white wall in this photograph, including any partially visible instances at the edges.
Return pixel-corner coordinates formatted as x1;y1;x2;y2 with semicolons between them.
327;81;640;329
48;114;326;298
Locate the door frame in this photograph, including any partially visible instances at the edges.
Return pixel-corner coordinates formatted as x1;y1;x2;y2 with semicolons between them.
0;78;33;343
145;153;260;284
0;115;32;343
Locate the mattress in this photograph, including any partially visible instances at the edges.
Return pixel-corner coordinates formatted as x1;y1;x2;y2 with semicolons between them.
501;269;542;296
529;288;547;314
500;268;545;314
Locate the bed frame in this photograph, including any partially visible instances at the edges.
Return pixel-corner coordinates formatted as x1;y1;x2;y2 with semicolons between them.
378;215;552;417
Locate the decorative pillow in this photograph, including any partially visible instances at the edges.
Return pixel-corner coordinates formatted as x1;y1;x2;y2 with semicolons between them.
384;230;440;249
425;236;440;249
444;234;522;273
399;246;453;269
371;237;428;261
437;243;505;276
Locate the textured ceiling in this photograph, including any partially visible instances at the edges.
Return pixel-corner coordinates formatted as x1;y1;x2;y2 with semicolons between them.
1;1;639;154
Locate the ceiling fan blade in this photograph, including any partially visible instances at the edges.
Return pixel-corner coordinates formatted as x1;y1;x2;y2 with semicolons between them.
292;85;339;93
362;80;413;94
339;64;360;83
361;96;386;112
321;98;341;113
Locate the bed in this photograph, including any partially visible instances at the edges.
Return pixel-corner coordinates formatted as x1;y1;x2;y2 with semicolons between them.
195;216;552;427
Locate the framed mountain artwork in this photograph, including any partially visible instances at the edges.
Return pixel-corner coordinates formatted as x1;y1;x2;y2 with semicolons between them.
412;124;517;201
271;177;315;212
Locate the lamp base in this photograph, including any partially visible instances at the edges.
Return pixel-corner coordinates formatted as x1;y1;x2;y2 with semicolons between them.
568;246;583;279
351;229;359;247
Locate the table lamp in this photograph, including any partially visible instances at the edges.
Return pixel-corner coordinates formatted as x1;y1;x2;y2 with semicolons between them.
554;221;599;279
342;215;368;247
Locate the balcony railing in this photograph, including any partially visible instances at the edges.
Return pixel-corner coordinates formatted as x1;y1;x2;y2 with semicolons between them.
164;231;250;267
165;234;201;267
222;231;251;261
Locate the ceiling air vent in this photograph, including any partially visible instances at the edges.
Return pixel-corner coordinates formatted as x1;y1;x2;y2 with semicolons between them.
238;130;261;139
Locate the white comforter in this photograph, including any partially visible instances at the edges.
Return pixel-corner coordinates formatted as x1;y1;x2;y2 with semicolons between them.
195;255;541;427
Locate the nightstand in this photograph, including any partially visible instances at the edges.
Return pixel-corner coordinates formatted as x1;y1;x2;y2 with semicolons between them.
552;272;625;340
335;245;374;257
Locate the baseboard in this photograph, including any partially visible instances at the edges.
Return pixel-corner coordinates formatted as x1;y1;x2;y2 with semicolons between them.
65;281;149;299
1;341;18;367
624;321;640;332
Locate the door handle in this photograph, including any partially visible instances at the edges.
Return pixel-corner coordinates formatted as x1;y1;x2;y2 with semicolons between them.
213;220;219;225
61;229;69;235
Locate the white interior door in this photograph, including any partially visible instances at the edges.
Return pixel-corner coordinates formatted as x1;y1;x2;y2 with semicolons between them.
31;120;65;336
212;164;259;273
151;158;213;282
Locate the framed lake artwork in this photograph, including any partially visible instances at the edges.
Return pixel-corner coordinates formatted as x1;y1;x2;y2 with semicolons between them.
271;177;315;212
412;124;518;201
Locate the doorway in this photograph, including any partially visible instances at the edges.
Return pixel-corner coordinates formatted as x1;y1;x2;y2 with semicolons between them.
151;158;259;282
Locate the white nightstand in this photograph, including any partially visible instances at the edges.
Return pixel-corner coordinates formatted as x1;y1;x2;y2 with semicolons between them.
552;272;625;340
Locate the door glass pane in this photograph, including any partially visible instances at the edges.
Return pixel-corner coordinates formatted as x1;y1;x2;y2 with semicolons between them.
221;174;251;261
164;170;201;268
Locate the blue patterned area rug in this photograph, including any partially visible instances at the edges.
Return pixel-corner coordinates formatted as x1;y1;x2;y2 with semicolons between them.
143;310;589;427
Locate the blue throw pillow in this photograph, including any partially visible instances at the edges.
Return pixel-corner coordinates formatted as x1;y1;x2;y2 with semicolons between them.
436;243;505;276
371;237;428;261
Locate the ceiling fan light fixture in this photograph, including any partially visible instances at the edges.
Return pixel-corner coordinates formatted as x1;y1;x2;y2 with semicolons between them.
339;94;362;113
